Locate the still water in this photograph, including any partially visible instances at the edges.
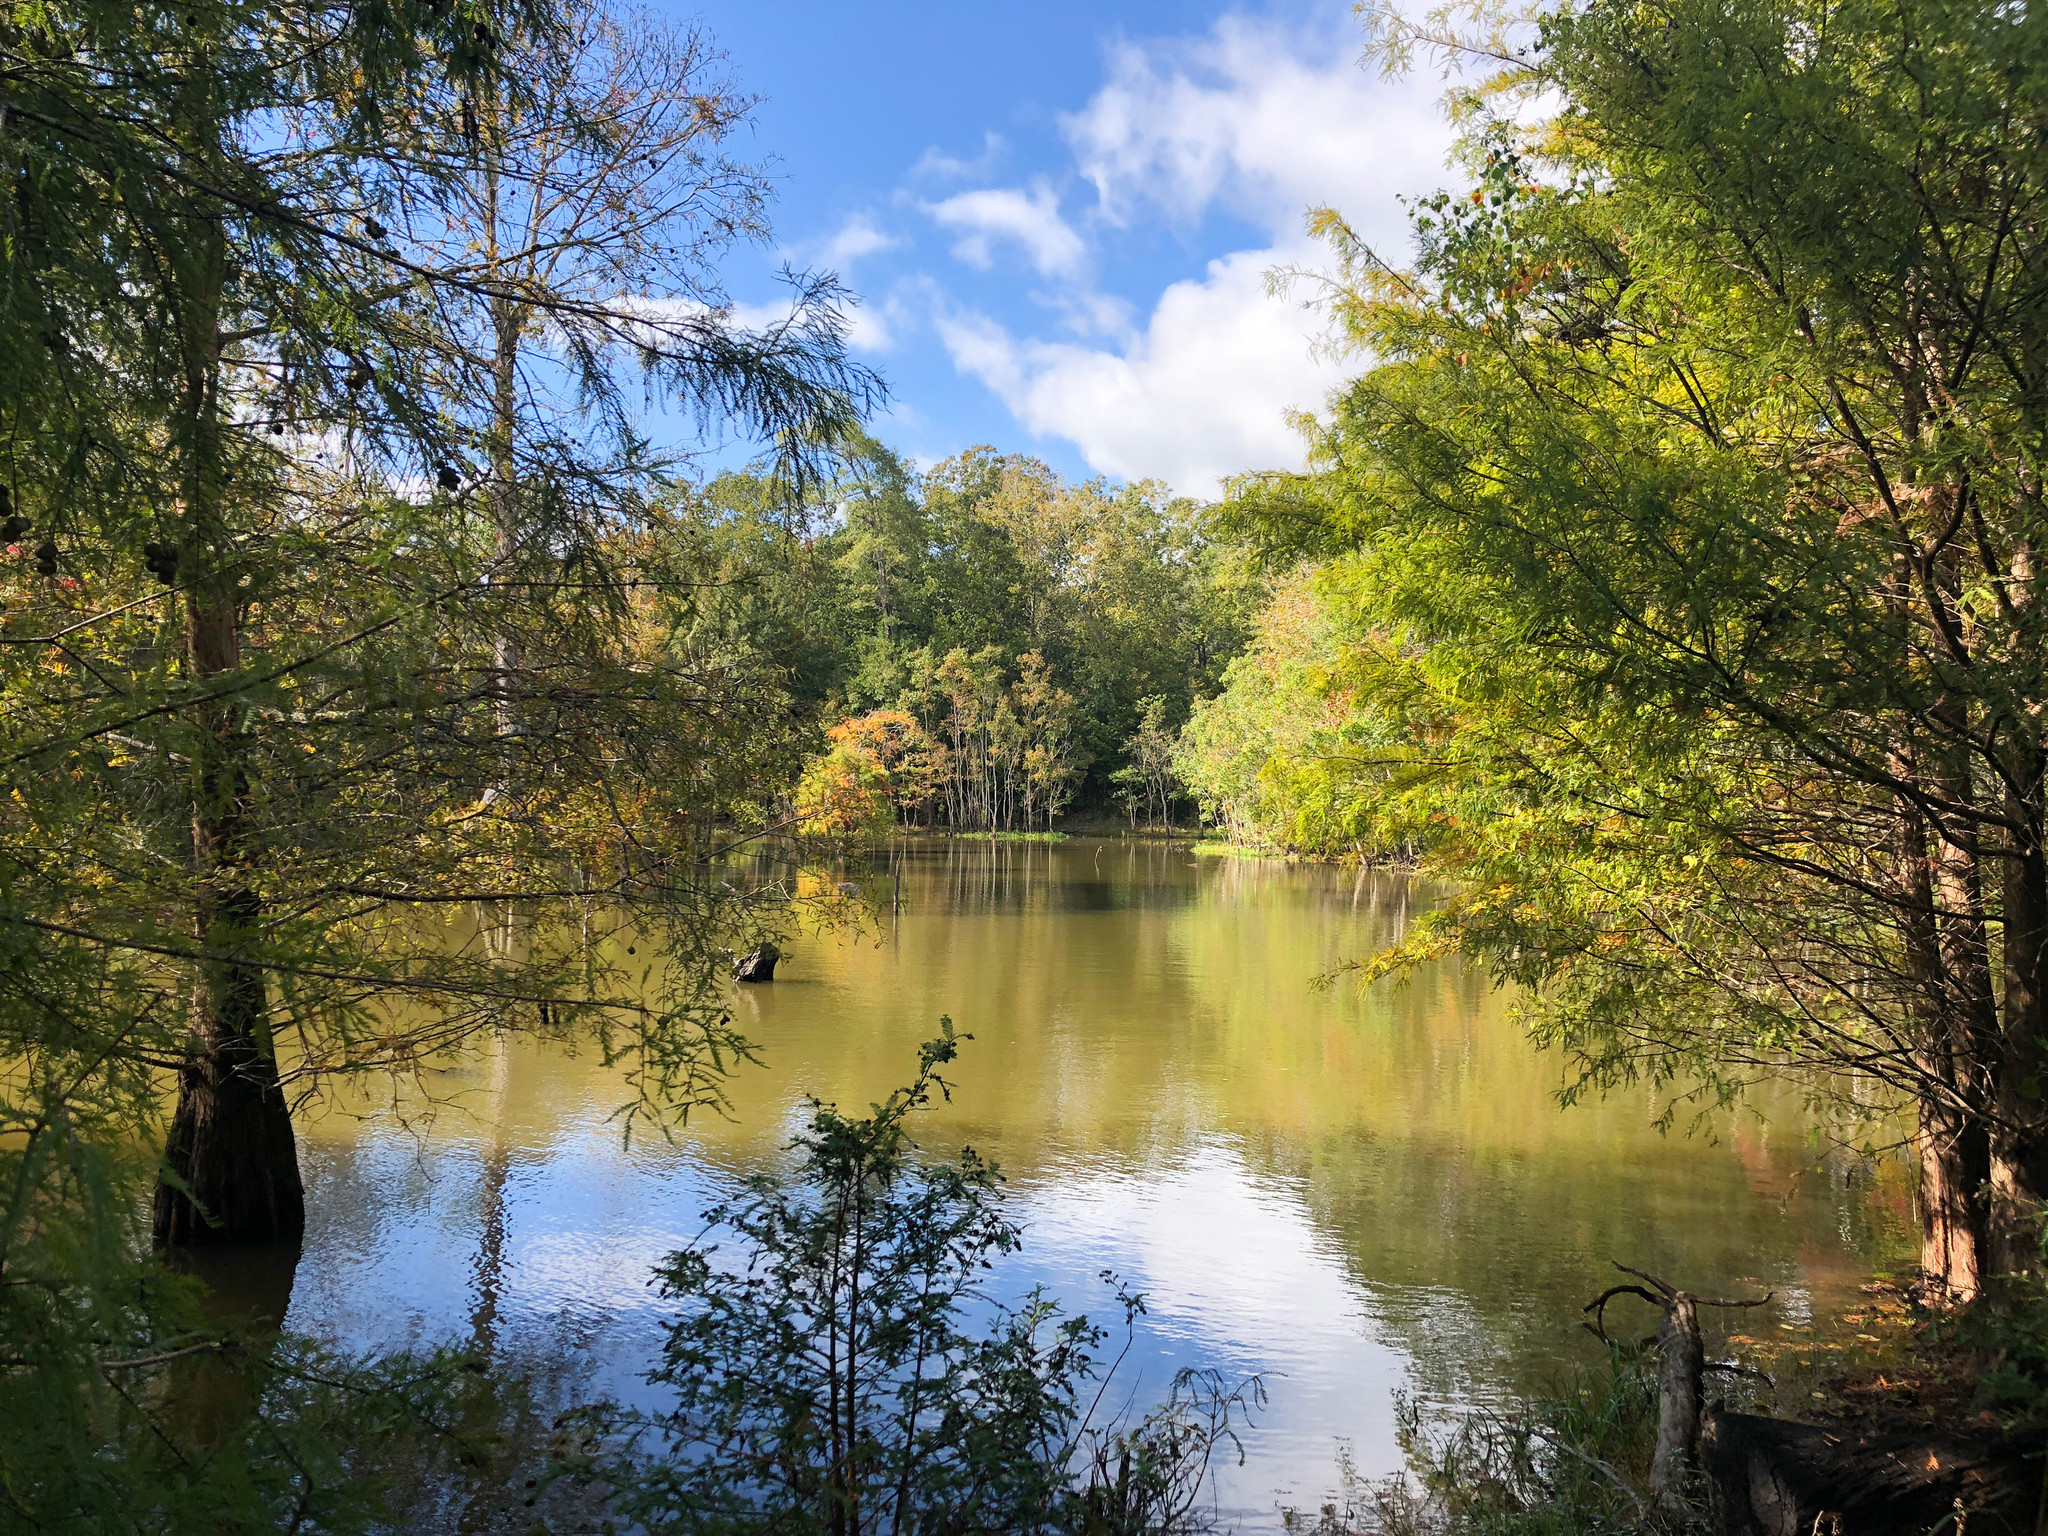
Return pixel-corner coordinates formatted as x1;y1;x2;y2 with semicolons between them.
282;838;1912;1521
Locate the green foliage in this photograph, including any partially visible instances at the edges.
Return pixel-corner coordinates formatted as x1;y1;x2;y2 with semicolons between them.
1208;0;2048;1286
0;0;876;1519
1945;1221;2048;1436
589;1027;1259;1536
677;440;1259;819
1408;1350;1664;1536
1303;1351;1666;1536
1110;697;1180;830
1173;571;1405;857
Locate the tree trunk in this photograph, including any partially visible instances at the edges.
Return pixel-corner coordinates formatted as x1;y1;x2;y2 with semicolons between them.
1898;785;1989;1297
152;180;303;1248
1587;1267;1763;1515
154;519;305;1250
153;897;304;1247
1650;1291;1703;1511
482;83;524;760
1990;753;2048;1281
1917;1099;1988;1301
153;581;304;1248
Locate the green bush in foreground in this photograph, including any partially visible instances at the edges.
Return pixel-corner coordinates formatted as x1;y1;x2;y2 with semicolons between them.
586;1024;1257;1536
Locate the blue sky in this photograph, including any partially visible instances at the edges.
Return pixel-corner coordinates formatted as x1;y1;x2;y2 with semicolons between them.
675;1;1458;496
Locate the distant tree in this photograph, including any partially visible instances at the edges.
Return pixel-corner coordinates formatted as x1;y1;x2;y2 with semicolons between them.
1117;697;1182;830
1174;575;1379;854
1011;652;1081;831
672;441;1260;823
793;711;942;843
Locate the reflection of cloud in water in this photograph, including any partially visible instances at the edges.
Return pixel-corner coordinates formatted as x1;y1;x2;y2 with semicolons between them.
1007;1139;1418;1514
1019;1140;1376;1366
291;1123;1429;1518
277;844;1914;1530
289;1121;715;1403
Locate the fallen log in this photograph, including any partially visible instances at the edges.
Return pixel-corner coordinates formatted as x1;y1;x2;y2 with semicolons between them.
1701;1405;2034;1535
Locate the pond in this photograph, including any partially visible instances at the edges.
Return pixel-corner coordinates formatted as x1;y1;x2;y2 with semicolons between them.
268;838;1913;1523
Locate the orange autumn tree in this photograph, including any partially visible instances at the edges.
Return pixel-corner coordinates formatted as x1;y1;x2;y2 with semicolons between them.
795;710;944;840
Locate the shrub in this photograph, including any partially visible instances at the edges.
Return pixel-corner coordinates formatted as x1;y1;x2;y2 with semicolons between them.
590;1024;1256;1536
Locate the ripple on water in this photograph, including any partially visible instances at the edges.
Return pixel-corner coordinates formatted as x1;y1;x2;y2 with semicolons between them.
282;840;1916;1528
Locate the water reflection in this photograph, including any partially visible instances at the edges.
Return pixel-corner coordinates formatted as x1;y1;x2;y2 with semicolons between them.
285;839;1914;1521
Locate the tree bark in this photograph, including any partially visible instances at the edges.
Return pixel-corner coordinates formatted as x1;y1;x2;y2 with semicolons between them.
151;159;303;1248
1898;785;1989;1297
733;943;780;983
1990;750;2048;1281
1916;1100;1988;1301
1584;1266;1768;1515
153;891;305;1247
153;590;305;1249
1650;1291;1703;1511
482;78;523;758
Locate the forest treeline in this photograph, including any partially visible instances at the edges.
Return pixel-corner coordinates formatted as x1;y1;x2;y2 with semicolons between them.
685;437;1253;834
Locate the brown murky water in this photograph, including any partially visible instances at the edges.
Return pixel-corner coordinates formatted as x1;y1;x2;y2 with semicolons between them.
274;838;1913;1521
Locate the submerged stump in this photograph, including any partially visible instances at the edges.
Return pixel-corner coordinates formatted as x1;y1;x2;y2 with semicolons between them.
733;943;780;983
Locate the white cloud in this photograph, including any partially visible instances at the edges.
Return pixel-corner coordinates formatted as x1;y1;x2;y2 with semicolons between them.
924;180;1088;280
914;14;1453;494
911;131;1008;183
1063;14;1447;251
1045;285;1133;340
811;213;899;272
720;297;800;333
934;246;1346;496
776;14;1459;492
843;288;907;354
722;289;903;355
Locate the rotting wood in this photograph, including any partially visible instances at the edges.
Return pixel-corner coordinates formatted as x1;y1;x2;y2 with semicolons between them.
1583;1263;1771;1512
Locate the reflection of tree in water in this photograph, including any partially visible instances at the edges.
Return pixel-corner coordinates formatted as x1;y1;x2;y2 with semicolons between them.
466;1030;514;1362
163;1238;304;1450
899;835;1207;917
1227;1117;1911;1417
818;844;1912;1411
282;840;1916;1487
1131;855;1916;1413
463;915;526;1364
453;1153;515;1536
